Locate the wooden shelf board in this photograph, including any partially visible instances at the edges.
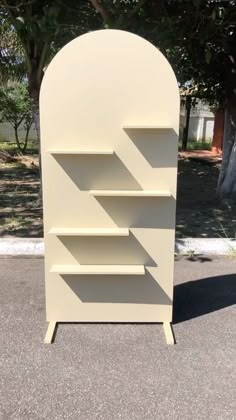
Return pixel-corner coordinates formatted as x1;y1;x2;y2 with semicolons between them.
123;124;171;130
49;227;129;236
90;190;171;197
49;150;114;155
51;264;145;275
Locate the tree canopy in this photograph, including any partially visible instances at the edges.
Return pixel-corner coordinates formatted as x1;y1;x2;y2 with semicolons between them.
88;0;236;199
0;83;33;153
1;0;236;199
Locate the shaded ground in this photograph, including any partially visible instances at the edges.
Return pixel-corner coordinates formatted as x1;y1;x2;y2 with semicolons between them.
177;157;236;237
0;148;236;237
0;256;235;419
0;158;42;237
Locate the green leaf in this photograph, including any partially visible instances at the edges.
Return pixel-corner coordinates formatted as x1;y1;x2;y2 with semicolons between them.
205;49;211;64
193;0;201;8
16;16;24;25
211;9;216;21
218;7;225;19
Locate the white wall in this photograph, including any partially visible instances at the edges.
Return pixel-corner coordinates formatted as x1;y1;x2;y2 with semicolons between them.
0;121;37;142
180;100;215;142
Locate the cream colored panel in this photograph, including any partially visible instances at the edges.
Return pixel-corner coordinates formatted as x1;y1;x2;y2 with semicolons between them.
40;29;179;323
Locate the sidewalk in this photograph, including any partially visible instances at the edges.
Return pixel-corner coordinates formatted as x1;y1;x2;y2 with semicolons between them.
0;256;235;420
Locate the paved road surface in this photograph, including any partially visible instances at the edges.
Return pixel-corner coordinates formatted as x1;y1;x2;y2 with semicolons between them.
0;256;235;420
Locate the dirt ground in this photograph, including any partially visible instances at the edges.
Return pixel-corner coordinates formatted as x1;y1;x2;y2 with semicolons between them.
0;155;42;237
177;157;236;237
0;154;236;238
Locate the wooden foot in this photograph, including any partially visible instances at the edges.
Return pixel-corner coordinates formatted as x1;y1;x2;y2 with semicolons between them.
163;322;175;345
44;321;57;344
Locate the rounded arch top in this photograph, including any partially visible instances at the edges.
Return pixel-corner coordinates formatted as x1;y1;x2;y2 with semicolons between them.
40;29;179;150
41;29;179;95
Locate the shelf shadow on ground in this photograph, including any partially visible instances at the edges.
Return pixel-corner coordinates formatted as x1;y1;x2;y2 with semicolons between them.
59;232;156;266
52;153;142;190
94;196;176;228
62;271;172;305
173;273;236;324
124;127;178;168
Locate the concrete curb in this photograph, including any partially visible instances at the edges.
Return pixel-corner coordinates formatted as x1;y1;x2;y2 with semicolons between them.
0;237;236;256
175;238;236;256
0;238;44;256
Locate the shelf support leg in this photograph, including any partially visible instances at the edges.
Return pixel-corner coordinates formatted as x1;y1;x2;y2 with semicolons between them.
44;321;57;344
163;322;175;345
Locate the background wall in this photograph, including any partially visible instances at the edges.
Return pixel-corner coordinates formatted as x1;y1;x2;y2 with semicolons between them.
180;100;215;142
0;121;37;142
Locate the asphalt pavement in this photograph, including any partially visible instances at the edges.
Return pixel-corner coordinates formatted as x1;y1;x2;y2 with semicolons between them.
0;256;235;420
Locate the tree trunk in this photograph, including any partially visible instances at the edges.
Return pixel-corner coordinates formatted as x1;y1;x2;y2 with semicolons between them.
217;57;236;202
31;94;40;146
22;124;30;154
211;109;224;154
28;68;42;206
14;124;24;154
182;96;191;151
217;106;236;201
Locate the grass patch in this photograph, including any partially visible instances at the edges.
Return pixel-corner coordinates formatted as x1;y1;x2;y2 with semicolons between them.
214;203;236;240
2;161;27;169
0;139;38;155
178;140;212;151
187;141;212;151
